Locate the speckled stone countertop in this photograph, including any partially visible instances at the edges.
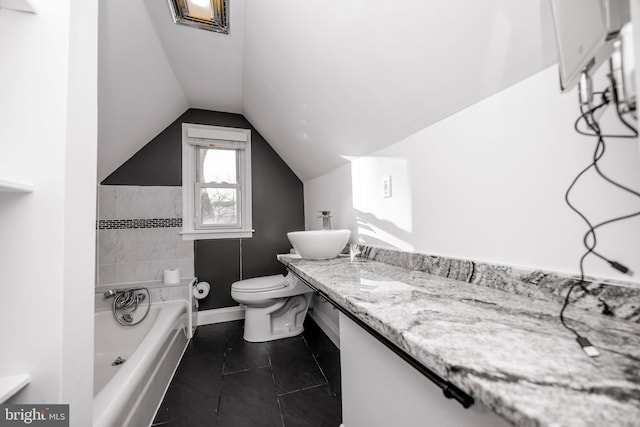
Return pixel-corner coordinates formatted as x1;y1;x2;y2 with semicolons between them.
278;254;640;427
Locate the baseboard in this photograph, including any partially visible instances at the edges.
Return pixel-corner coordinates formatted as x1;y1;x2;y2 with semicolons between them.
197;305;246;325
309;308;340;349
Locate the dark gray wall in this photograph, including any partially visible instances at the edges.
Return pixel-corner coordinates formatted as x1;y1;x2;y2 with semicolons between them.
103;109;305;310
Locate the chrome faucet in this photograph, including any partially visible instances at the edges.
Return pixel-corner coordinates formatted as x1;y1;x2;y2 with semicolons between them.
103;287;152;326
318;211;332;230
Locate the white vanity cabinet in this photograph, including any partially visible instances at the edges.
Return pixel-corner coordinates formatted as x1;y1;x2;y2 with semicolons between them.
339;313;511;427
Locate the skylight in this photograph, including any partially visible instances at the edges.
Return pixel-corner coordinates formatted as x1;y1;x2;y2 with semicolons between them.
167;0;229;34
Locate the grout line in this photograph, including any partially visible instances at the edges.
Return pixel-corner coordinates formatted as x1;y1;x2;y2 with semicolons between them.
222;364;270;376
275;395;286;427
304;335;331;386
311;353;330;385
276;382;328;397
215;325;230;424
267;352;286;427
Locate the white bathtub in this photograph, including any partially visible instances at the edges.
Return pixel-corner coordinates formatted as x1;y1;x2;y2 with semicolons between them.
93;300;189;427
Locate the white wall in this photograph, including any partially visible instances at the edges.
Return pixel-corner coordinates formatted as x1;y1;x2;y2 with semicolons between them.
62;0;98;423
97;0;188;181
305;65;640;285
0;0;97;425
0;0;68;405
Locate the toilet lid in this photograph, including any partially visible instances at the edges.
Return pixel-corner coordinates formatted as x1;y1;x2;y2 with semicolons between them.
232;274;287;293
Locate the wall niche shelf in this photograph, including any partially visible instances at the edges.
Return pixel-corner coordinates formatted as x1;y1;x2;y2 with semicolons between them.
0;374;30;403
0;179;33;193
0;0;36;14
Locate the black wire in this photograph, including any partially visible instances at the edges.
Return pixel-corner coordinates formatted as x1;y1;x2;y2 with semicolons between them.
573;88;637;138
578;75;640;266
583;210;640;264
609;73;638;136
560;260;590;337
574;101;608;137
562;135;601;334
561;74;640;339
561;127;601;336
591;138;640;199
564;109;608;297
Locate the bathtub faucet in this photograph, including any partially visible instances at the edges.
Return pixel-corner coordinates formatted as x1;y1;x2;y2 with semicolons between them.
104;287;152;327
103;288;147;305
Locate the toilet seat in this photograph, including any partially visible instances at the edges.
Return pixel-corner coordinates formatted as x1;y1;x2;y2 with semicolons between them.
231;275;287;293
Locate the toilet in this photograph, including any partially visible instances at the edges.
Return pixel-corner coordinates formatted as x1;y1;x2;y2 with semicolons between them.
231;273;314;342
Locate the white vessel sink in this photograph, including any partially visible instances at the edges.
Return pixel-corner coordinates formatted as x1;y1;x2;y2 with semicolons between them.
287;230;351;260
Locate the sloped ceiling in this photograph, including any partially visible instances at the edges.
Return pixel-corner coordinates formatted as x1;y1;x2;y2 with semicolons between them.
98;0;188;181
97;0;245;181
98;0;557;182
143;0;245;111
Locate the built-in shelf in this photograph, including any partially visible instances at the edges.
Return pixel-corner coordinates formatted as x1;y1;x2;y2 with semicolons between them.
0;0;36;13
0;374;30;403
0;179;33;193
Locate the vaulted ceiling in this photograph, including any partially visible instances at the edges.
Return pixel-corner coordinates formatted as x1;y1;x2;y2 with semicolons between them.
98;0;558;182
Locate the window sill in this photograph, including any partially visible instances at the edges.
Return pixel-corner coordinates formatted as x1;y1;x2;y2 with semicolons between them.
180;229;254;241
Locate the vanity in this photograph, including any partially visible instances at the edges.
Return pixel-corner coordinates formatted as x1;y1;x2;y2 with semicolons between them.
278;251;640;427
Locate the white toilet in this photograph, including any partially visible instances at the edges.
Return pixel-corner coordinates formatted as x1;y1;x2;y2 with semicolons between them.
231;273;315;342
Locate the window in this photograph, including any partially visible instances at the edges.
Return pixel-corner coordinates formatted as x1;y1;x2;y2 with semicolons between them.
181;123;252;240
167;0;229;34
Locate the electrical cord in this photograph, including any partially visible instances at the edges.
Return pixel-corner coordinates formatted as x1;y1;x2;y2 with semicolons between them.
562;72;639;357
562;108;605;341
573;89;637;138
609;74;638;136
578;131;640;274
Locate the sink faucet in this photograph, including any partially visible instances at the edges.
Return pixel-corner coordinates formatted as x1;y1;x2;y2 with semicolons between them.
318;211;332;230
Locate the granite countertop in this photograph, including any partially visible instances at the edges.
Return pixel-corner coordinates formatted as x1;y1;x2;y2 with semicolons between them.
278;254;640;427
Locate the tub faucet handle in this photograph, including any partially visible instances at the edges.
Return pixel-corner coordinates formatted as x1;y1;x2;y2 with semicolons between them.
103;289;117;299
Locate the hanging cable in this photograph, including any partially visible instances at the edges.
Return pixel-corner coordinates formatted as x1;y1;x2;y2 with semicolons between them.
562;70;639;357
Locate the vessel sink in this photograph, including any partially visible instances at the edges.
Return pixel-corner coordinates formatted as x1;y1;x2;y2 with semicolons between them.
287;230;351;260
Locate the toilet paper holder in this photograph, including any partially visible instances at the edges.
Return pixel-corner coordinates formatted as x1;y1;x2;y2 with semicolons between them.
193;281;210;300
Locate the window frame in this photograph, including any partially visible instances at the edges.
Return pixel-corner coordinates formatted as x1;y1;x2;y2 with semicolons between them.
181;123;253;240
167;0;230;35
195;147;241;229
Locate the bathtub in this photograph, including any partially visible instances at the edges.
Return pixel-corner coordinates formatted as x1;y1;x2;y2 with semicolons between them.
93;300;189;427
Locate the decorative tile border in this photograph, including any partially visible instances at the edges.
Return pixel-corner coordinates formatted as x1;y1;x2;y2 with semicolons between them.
354;244;640;323
97;218;182;230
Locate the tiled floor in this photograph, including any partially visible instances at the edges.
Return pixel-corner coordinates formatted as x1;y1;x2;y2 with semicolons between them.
152;317;342;427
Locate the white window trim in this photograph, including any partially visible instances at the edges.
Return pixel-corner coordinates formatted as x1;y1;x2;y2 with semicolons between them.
181;123;253;240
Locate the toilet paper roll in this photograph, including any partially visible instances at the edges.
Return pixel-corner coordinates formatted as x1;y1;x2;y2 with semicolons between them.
163;268;181;285
193;281;210;299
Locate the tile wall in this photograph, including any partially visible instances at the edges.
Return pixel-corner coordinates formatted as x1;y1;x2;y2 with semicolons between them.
96;185;194;286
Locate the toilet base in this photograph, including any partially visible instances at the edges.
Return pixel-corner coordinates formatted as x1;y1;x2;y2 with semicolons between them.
242;293;313;342
244;325;305;343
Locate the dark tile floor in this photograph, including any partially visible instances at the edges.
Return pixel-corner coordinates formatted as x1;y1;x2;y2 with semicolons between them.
152;317;342;427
